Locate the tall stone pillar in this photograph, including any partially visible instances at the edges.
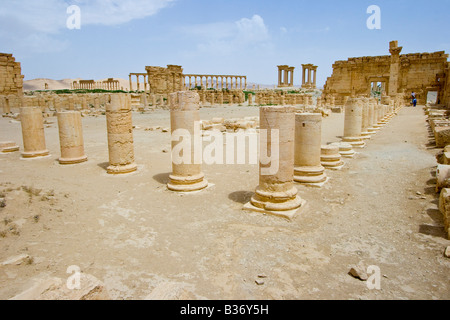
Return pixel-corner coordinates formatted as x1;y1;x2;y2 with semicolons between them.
105;95;137;174
342;98;366;148
293;113;328;186
57;111;88;164
20;107;50;158
388;41;403;97
246;106;305;219
167;91;208;192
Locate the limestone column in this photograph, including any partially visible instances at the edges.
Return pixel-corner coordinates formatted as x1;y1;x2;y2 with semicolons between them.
312;67;317;88
248;93;253;106
167;91;208;192
367;100;377;133
293;113;327;186
302;66;306;87
247;106;304;219
342;98;366;148
105;95;137;174
360;98;372;140
278;68;282;87
57;111;87;164
20;107;50;158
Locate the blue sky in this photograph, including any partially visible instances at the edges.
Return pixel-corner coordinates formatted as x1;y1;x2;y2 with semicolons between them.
1;0;449;87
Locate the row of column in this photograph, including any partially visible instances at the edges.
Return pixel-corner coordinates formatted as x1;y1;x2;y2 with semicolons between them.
10;92;401;222
14;97;136;174
184;75;247;90
129;73;148;92
72;81;121;91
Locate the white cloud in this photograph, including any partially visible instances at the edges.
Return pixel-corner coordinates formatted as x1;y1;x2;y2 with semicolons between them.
180;14;272;56
0;0;174;53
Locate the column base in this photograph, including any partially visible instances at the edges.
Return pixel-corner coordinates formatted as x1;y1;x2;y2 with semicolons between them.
21;150;50;159
167;173;208;192
361;131;372;140
107;163;137;174
342;137;366;148
329;142;356;158
59;155;88;165
294;166;328;187
0;142;19;153
250;186;303;212
243;198;306;221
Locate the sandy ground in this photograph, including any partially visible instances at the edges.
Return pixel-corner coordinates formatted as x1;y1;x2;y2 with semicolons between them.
0;104;449;300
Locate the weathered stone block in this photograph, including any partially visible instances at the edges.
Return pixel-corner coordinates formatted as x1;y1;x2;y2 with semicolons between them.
434;127;450;148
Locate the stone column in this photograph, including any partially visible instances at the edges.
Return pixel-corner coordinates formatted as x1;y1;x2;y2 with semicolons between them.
360;98;372;140
278;68;282;87
105;95;137;174
367;100;377;133
388;41;402;96
312;67;317;88
248;93;253;106
57;111;88;164
302;66;306;87
20;107;50;158
247;106;305;219
167;91;208;192
290;69;294;87
342;98;366;148
293;113;327;186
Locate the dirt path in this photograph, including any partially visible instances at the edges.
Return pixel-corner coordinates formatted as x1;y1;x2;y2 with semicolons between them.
0;105;449;300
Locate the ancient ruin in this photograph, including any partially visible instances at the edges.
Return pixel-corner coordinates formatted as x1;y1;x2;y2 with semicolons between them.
277;65;295;88
105;95;137;174
293;113;328;186
322;41;449;106
19;107;50;158
301;64;318;89
56;111;88;165
245;106;305;220
167;91;208;192
0;53;23;113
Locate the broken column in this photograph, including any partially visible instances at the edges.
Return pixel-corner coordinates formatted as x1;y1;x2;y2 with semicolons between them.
321;145;344;170
56;111;88;164
342;98;366;148
167;91;208;192
293;113;328;186
19;107;50;158
246;106;305;219
105;95;137;174
329;142;355;158
0;141;19;153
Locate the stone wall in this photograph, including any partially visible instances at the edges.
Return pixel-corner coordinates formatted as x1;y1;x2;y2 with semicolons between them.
0;53;24;113
322;41;449;105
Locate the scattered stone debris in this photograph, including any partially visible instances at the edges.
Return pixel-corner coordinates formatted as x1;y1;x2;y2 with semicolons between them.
9;273;110;300
348;261;368;281
444;247;450;258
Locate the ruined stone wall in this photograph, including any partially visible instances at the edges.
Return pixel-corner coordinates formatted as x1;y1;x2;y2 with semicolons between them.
145;65;184;96
0;53;24;113
323;42;449;105
0;53;23;96
442;63;450;107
